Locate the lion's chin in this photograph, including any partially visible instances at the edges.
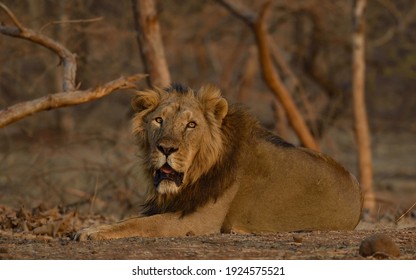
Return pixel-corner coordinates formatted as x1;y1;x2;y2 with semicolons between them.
153;163;184;194
156;180;181;195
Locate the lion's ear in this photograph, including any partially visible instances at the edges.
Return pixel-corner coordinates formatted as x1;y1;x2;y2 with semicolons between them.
197;85;228;123
132;89;162;112
131;89;163;138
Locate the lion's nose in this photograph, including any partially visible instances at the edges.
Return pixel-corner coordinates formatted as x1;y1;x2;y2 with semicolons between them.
157;144;178;156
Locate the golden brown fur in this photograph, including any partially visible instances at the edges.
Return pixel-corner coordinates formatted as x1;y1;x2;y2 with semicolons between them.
75;84;362;241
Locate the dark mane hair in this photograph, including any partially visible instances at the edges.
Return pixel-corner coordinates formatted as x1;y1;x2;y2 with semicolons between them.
255;127;295;148
164;83;190;95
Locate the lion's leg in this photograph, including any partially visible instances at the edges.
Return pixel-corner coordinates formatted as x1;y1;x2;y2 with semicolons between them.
75;184;238;240
75;213;193;240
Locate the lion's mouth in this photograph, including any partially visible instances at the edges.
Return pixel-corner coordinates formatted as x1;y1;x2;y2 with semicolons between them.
154;163;184;187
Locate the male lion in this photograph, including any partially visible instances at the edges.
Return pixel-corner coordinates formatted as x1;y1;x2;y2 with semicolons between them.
75;84;362;240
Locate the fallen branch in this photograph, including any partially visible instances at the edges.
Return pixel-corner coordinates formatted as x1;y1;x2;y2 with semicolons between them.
0;2;77;91
0;74;147;128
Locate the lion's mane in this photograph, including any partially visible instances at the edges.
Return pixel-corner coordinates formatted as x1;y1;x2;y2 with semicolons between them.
132;85;292;216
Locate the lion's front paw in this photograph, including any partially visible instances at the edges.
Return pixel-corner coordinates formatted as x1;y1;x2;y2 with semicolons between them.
73;225;115;241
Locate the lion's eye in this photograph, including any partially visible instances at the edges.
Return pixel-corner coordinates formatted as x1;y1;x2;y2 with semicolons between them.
187;121;197;129
155;117;163;124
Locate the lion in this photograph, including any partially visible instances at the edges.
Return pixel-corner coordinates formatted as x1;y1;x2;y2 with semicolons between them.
75;84;362;241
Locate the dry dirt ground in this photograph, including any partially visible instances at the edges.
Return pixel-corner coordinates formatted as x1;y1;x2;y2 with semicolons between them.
0;227;415;260
0;204;415;260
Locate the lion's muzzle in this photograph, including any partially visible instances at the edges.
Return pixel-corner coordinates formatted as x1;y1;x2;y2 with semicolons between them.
157;144;178;156
154;163;184;187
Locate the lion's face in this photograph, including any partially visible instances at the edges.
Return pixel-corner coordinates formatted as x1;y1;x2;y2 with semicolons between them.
146;97;210;194
132;85;228;195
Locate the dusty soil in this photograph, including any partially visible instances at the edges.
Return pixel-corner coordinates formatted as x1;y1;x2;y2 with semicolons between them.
0;203;415;260
1;226;415;260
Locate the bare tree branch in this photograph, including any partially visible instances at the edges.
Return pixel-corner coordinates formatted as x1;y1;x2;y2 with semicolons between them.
216;0;256;26
370;0;416;47
39;16;103;33
217;0;319;151
0;3;147;128
0;3;77;91
254;2;319;151
0;74;147;128
289;7;348;136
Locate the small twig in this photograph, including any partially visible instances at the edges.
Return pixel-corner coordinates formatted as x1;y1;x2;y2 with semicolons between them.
39;17;103;33
0;2;24;30
0;74;147;128
396;201;416;223
216;0;257;26
89;176;100;215
369;1;416;48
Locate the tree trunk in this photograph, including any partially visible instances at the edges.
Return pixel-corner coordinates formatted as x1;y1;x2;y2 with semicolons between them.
54;0;75;136
131;0;171;88
352;0;375;214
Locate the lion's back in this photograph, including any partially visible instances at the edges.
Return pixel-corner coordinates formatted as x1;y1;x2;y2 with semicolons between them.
222;136;362;233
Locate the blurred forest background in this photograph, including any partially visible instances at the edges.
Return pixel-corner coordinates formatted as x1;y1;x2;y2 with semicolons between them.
0;0;415;222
